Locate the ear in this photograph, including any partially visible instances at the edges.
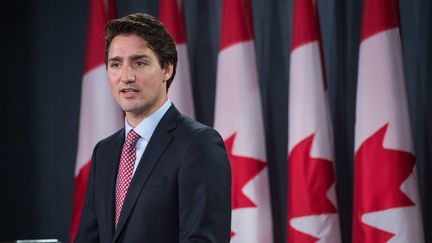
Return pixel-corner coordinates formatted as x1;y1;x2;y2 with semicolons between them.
163;63;174;82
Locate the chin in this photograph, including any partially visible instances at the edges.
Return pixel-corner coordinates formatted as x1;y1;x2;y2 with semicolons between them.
122;106;142;114
122;104;151;115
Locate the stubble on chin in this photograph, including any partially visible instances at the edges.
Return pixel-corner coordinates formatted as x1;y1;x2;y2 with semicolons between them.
120;100;149;115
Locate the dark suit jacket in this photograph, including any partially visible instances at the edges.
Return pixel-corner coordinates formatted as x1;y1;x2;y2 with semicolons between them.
75;105;231;243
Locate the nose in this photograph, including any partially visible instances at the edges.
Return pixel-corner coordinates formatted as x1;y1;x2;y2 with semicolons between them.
121;65;136;83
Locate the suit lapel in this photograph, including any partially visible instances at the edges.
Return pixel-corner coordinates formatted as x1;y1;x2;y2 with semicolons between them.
103;130;125;239
113;105;180;242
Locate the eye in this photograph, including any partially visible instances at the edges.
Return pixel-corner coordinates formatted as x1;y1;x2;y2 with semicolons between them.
110;62;121;69
134;61;146;68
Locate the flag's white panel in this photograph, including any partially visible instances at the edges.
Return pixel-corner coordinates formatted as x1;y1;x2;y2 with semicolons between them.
168;44;195;118
288;38;341;243
230;168;273;243
355;29;413;152
214;41;266;161
354;24;424;243
215;40;273;243
289;41;334;161
75;65;123;175
290;214;341;242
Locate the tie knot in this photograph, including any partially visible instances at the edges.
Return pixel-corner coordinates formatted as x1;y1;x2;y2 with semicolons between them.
125;129;140;145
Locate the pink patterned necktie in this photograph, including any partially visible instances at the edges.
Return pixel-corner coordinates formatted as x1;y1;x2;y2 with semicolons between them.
115;129;140;227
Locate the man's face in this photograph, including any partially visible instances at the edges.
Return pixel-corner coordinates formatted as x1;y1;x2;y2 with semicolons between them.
107;34;172;122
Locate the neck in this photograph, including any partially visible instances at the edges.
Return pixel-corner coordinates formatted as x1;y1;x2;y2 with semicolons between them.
126;97;167;127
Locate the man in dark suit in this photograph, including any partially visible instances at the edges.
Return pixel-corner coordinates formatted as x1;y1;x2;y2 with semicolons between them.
74;12;231;243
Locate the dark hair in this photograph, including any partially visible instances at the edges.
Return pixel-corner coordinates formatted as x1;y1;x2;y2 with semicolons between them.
105;13;177;90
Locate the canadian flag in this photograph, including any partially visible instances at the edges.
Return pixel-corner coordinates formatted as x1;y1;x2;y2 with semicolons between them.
70;0;123;241
159;0;195;118
287;0;341;242
213;0;273;242
352;0;425;242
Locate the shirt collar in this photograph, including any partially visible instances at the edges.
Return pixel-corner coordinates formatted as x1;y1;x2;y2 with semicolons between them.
124;99;172;141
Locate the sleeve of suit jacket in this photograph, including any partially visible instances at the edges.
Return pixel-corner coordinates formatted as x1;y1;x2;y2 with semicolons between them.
178;128;232;243
74;142;100;242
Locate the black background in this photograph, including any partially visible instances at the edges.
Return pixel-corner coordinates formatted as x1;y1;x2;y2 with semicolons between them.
0;0;431;242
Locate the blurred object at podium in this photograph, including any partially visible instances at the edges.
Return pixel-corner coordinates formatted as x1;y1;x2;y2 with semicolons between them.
1;240;60;243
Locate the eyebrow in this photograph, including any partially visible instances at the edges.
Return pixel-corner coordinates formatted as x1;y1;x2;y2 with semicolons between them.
108;56;122;63
130;54;151;61
108;54;151;63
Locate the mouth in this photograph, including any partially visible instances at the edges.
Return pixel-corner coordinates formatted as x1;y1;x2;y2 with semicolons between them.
120;88;139;97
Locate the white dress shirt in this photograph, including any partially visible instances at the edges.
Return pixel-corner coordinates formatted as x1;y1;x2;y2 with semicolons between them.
124;99;172;175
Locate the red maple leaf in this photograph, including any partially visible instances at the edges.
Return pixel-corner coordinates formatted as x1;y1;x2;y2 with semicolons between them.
225;133;267;238
287;134;337;243
225;133;267;210
352;124;415;243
